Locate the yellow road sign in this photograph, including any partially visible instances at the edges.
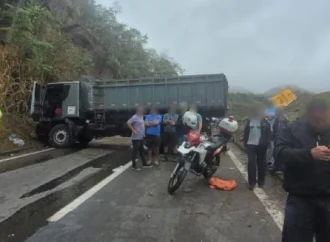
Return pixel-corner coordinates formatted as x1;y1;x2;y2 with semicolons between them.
271;88;297;107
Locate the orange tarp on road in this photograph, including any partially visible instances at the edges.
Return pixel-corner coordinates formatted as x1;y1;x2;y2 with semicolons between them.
208;177;237;191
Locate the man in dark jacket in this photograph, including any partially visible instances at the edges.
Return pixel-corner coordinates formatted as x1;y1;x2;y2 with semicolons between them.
272;108;289;173
273;108;289;140
176;101;189;146
274;98;330;242
243;106;272;190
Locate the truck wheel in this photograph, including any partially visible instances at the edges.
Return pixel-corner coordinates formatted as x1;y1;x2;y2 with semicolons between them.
49;124;74;148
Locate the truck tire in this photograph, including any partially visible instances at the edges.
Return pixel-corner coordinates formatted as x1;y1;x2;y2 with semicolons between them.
49;124;74;148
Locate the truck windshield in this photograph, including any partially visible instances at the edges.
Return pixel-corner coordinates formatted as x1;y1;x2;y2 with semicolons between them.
45;84;70;101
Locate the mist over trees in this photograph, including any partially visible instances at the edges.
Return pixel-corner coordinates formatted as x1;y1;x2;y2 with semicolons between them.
0;0;183;113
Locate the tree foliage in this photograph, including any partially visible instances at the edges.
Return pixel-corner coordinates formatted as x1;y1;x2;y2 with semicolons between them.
0;0;183;113
0;1;92;113
73;0;183;78
8;1;91;81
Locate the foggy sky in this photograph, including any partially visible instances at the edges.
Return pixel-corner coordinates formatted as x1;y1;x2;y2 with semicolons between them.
97;0;330;93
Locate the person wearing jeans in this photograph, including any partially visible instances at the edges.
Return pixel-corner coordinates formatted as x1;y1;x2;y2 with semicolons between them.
127;106;152;170
243;107;272;190
264;100;276;168
272;108;289;174
163;105;179;161
176;101;189;147
145;107;162;165
274;98;330;242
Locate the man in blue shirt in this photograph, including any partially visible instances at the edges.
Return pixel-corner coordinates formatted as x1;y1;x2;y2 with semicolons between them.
145;107;162;165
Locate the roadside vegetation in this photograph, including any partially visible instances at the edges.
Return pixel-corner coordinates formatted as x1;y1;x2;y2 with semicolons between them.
0;1;326;152
231;91;330;146
0;0;183;151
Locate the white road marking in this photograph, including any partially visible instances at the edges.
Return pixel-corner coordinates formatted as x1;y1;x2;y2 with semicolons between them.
47;161;132;222
227;150;284;230
0;148;55;163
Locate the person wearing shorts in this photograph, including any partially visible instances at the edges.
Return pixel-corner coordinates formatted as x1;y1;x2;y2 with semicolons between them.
163;105;179;161
145;107;162;165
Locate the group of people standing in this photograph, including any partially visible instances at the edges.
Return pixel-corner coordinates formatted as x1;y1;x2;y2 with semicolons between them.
245;98;330;241
243;101;289;190
126;103;202;170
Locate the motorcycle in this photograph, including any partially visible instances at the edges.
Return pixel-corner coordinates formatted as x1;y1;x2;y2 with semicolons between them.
167;116;238;195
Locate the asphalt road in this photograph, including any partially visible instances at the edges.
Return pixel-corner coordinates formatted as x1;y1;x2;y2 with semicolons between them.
26;146;284;242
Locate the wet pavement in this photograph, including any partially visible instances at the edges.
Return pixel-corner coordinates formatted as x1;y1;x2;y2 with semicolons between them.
0;148;115;223
0;148;80;174
26;147;284;242
0;145;132;242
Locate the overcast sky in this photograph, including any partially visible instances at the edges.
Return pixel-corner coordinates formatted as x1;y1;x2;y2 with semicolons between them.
97;0;330;93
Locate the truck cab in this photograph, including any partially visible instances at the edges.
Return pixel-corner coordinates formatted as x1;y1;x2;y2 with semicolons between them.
30;81;111;148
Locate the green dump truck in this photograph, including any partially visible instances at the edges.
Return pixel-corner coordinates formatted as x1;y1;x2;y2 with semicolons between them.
30;74;229;148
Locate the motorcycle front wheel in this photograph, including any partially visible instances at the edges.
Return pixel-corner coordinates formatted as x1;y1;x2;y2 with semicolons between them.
168;162;188;195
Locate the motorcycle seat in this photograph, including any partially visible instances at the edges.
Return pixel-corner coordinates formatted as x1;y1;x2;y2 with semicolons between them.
205;142;224;152
205;134;229;151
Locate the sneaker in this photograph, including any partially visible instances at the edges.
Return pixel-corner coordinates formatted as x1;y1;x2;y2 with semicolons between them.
164;155;169;162
143;163;153;168
248;184;255;190
131;166;141;171
154;161;159;166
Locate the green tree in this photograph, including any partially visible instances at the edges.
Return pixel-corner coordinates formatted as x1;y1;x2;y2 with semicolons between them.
74;0;183;78
0;0;183;113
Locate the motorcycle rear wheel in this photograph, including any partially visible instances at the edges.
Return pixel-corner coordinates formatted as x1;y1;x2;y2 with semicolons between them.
168;163;188;195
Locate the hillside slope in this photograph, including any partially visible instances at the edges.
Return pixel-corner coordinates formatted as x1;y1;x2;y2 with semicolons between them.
231;91;330;145
0;1;183;152
228;93;266;119
264;84;313;97
285;91;330;121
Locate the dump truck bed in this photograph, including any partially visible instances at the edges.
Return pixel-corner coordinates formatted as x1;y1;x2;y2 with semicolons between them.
80;74;228;111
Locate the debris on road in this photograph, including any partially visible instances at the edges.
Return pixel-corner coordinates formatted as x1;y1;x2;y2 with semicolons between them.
9;134;25;147
208;177;237;191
